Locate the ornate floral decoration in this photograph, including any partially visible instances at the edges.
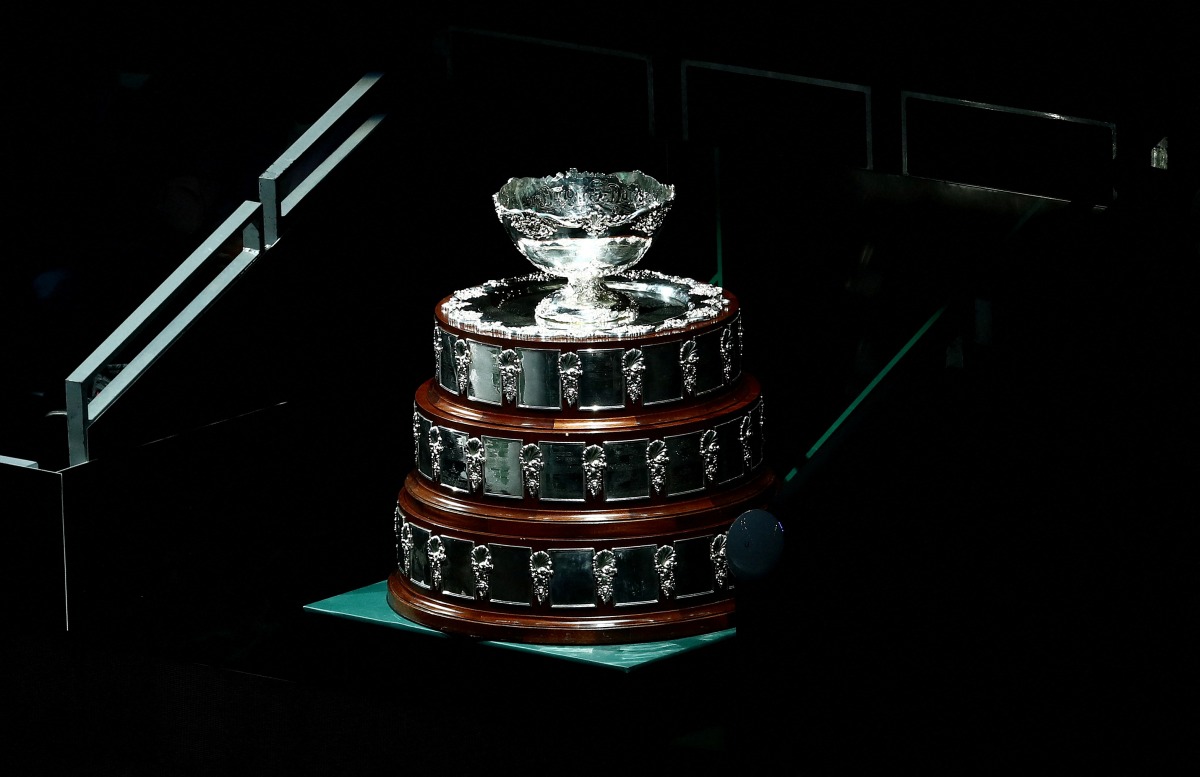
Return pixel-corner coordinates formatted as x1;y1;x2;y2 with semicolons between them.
428;535;447;591
453;338;471;396
399;522;413;576
740;414;754;472
656;545;677;599
721;326;734;384
623;348;645;404
428;426;443;480
594;549;617;604
497;349;522;403
520;443;543;498
471;545;493;600
710;533;729;589
583;444;606;498
700;429;719;484
464;437;485;492
680;339;698;396
530;551;553;604
559;352;581;407
433;324;443;377
647;439;668;495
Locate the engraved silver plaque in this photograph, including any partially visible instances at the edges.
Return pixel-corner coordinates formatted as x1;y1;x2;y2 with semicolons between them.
441;536;476;599
482;436;523;498
665;431;705;496
715;418;746;484
468;341;502;404
578;349;624;410
438;330;457;391
409;525;431;588
439;428;470;492
516;348;561;409
642;341;683;405
603;439;651;501
539;442;586;501
612;545;658;605
673;535;716;598
489;544;533;606
547;548;596;608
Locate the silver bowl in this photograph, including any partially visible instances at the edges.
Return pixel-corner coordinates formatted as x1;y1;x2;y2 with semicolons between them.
493;168;675;329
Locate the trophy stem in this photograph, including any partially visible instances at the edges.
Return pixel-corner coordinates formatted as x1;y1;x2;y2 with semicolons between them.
535;276;637;328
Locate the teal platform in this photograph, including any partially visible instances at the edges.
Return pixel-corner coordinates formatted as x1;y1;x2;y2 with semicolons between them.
304;580;735;672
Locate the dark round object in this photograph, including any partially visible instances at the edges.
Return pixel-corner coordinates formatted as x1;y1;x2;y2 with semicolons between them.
726;509;785;582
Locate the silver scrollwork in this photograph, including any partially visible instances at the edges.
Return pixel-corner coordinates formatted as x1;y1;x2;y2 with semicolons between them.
740;414;754;471
433;324;443;377
400;523;413;576
721;327;733;384
560;352;581;408
711;534;729;589
647;439;668;495
700;429;719;484
594;549;617;604
738;316;744;358
453;338;471;396
656;545;677;599
531;551;553;605
428;535;447;591
680;339;698;396
464;437;485;493
521;444;543;498
497;349;522;403
412;411;421;465
394;505;404;569
583;444;606;498
428;426;443;480
471;545;493;600
623;348;645;404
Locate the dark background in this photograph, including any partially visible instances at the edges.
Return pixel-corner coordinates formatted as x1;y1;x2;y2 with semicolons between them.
4;5;1196;774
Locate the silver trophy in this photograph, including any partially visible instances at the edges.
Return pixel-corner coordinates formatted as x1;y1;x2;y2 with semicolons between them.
493;168;676;329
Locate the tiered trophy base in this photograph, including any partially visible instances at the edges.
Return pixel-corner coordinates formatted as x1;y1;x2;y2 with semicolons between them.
388;468;776;645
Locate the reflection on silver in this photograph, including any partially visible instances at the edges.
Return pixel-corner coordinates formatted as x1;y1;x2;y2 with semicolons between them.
471;545;493;599
453;339;471;395
433;324;443;377
700;429;719;483
441;270;729;340
428;426;443;480
531;550;553;604
583;444;606;498
428;535;447;591
464;437;485;493
498;349;522;403
400;522;413;575
520;443;543;497
1151;137;1168;170
412;411;421;465
656;545;677;599
647;439;668;495
721;327;733;384
492;169;676;328
623;348;645;404
740;414;754;472
560;352;581;407
594;549;617;604
680;339;698;396
710;534;729;589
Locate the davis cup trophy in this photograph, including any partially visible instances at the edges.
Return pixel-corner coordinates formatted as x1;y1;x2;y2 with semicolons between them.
388;169;776;644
